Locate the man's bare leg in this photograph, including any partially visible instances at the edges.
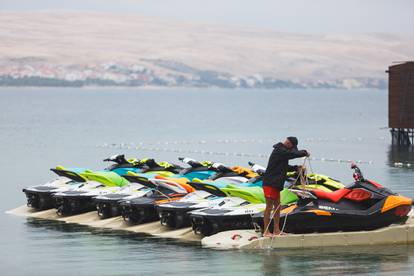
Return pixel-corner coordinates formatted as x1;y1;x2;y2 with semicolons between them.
272;196;281;235
263;198;275;237
272;195;286;236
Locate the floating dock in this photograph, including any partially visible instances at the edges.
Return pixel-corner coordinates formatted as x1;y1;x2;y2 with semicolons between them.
203;211;414;250
6;205;201;242
7;205;414;249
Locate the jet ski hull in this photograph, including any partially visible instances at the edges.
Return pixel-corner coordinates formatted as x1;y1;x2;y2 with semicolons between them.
94;195;130;219
120;200;159;224
23;187;57;210
54;193;96;216
157;203;200;228
190;210;254;236
121;196;183;225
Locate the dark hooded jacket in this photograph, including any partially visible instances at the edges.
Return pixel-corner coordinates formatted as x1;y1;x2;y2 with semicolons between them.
262;143;308;190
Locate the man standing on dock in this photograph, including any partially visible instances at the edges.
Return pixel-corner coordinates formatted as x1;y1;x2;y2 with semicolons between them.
262;137;309;237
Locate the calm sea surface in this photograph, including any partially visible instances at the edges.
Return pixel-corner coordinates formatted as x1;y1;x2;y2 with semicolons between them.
1;87;414;275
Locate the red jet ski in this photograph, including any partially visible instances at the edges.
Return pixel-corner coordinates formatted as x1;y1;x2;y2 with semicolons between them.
252;163;413;233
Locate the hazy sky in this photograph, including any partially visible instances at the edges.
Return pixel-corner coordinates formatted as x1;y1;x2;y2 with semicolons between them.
1;0;413;34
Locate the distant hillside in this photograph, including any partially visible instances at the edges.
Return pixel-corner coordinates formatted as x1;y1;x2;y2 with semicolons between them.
0;11;413;89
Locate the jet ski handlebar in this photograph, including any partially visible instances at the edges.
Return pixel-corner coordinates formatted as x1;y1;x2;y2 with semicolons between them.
248;161;266;175
103;154;128;164
142;159;159;168
211;163;233;173
351;162;365;182
178;157;203;168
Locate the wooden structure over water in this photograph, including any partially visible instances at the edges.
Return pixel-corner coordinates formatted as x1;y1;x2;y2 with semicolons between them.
387;62;414;145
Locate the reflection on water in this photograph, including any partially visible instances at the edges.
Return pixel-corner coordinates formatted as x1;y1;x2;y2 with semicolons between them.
259;246;414;276
386;145;414;196
24;218;200;248
388;145;414;167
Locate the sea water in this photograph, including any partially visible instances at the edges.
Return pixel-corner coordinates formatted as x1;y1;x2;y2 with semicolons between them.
0;87;413;275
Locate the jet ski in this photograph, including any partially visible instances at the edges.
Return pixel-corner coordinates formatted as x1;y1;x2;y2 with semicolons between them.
94;157;218;219
157;163;264;228
119;175;195;224
188;165;345;236
252;163;413;234
22;154;141;210
119;161;250;224
53;170;129;216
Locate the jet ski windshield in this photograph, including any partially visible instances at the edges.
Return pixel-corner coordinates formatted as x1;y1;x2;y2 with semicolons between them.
50;167;87;183
103;154;145;171
123;174;156;188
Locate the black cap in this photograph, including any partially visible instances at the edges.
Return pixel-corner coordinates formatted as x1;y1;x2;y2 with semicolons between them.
287;136;298;148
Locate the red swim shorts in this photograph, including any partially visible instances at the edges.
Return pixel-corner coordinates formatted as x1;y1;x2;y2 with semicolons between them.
263;186;280;201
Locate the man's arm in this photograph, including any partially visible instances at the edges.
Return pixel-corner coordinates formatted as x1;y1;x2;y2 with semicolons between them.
277;146;308;160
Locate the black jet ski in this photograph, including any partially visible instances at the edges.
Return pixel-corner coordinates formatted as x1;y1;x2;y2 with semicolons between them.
252;163;413;234
22;154;140;210
119;175;193;224
94;157;216;219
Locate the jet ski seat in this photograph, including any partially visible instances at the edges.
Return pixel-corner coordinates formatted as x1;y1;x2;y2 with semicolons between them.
80;171;130;187
312;188;351;203
231;167;258;179
154;175;194;193
312;179;386;203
